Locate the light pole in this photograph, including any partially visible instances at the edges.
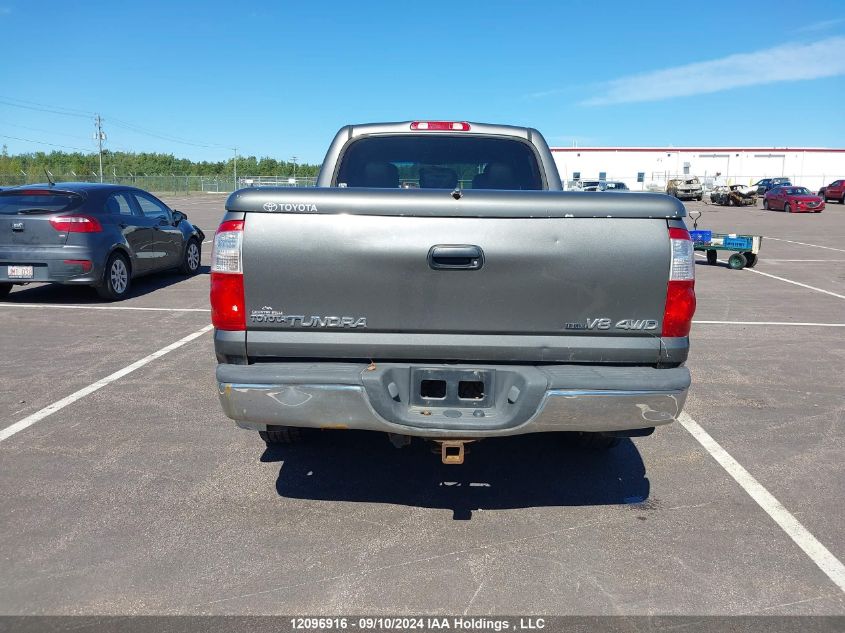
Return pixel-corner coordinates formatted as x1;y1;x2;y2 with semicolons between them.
291;156;298;182
94;114;106;183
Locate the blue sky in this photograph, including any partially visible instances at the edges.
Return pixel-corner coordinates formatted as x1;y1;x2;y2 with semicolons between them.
1;0;844;164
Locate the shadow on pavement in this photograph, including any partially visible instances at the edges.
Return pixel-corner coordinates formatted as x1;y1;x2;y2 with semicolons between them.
3;266;210;304
263;431;650;520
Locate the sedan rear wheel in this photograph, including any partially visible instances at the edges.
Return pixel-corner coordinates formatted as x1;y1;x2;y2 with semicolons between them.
784;203;791;213
763;199;769;210
96;253;131;301
179;239;201;275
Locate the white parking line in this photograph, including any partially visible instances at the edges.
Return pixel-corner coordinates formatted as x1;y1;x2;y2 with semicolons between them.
743;268;845;300
694;320;845;327
695;253;845;300
0;325;213;443
0;303;210;313
678;412;845;594
763;259;845;263
765;237;845;253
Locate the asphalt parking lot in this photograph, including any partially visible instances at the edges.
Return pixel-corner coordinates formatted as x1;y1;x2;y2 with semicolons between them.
0;193;843;616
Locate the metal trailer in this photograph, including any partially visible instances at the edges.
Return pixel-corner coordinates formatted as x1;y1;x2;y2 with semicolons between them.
688;210;763;270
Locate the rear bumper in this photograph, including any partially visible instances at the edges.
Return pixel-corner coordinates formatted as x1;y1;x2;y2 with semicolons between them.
216;362;690;438
0;245;105;284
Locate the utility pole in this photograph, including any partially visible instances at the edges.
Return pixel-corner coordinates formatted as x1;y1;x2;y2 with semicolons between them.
233;147;238;191
94;114;106;183
291;155;298;181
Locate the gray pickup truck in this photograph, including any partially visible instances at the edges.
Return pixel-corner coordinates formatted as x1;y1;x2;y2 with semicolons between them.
211;121;696;463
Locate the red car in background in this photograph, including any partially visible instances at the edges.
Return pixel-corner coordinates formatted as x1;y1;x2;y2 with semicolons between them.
763;186;825;213
819;179;845;203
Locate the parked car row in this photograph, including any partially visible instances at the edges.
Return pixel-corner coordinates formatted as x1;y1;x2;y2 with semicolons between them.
704;177;843;213
0;183;205;300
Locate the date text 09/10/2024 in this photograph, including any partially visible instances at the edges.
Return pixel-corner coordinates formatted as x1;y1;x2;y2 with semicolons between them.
289;617;547;631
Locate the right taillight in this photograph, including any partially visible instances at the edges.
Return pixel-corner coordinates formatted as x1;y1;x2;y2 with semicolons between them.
210;219;245;331
662;226;696;338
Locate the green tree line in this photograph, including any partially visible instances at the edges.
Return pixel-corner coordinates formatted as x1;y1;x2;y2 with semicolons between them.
0;145;321;179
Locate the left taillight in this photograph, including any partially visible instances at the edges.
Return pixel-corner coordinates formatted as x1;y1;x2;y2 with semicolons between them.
49;214;102;233
662;226;696;338
210;219;245;331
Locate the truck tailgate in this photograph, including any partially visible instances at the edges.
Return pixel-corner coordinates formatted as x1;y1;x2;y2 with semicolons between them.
232;188;683;364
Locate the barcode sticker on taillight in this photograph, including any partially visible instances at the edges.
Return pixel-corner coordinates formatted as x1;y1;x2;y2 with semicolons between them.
670;238;695;281
211;230;242;273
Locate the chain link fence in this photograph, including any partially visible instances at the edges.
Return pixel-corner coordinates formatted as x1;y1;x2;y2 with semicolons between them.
0;174;317;194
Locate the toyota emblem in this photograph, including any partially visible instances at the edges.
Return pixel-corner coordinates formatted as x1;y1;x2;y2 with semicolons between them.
263;202;278;212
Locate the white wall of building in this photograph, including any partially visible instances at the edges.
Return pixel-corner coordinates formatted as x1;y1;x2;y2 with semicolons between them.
550;147;845;192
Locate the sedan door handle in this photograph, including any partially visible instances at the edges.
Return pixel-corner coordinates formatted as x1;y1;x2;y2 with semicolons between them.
428;245;484;270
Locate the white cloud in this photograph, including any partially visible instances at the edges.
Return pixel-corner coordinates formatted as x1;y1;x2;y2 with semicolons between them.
580;37;845;106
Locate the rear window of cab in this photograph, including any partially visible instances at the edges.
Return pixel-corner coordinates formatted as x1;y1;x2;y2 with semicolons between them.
335;135;544;190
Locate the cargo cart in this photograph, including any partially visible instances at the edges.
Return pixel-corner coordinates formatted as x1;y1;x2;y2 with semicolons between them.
688;210;762;270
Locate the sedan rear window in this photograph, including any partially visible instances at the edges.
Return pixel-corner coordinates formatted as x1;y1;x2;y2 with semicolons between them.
335;135;544;190
0;190;84;215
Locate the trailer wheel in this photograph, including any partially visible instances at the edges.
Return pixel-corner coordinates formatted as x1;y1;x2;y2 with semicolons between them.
706;249;718;265
744;253;758;268
728;253;747;270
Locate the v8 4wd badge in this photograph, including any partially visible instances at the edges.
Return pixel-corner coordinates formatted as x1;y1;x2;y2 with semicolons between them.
565;318;657;331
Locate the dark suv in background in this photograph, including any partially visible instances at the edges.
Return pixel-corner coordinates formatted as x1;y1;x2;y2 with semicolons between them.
0;183;204;300
752;177;791;195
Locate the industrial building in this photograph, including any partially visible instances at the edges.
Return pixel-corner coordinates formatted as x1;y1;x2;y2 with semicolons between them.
549;146;845;192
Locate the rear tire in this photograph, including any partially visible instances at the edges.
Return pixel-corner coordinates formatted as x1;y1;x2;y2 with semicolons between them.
744;253;758;268
259;426;310;445
96;252;131;301
728;253;747;270
179;239;201;275
0;283;12;299
763;199;769;210
706;249;718;265
564;432;620;450
784;203;791;213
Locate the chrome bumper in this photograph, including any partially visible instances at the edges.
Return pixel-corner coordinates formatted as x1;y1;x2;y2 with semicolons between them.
217;363;690;438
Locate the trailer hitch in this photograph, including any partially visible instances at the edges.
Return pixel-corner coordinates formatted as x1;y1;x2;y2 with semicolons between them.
435;440;474;465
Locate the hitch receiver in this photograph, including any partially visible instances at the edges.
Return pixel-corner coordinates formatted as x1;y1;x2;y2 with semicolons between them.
438;440;470;465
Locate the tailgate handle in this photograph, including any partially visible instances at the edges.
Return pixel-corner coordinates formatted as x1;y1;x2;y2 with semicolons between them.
428;245;484;270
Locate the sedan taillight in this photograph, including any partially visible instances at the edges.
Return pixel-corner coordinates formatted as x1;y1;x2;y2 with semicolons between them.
49;214;103;233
